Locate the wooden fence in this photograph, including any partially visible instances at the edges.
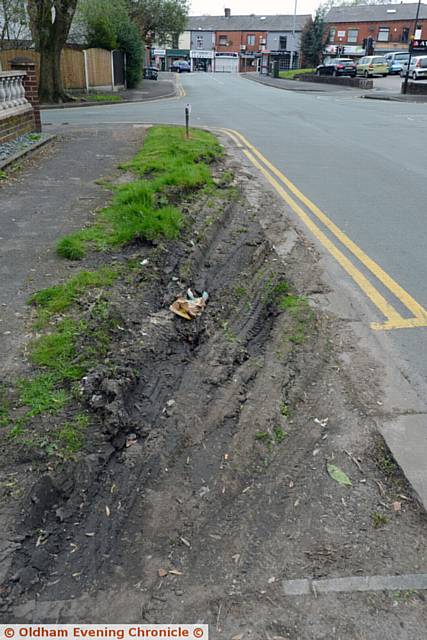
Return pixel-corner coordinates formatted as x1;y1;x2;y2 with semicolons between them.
0;47;124;92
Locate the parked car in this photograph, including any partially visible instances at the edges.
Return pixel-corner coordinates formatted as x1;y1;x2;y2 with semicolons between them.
384;51;410;75
356;56;388;77
171;60;191;73
316;58;357;77
400;55;427;79
143;66;158;80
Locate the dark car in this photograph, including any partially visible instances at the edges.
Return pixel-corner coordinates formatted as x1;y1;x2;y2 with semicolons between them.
143;66;158;80
316;58;357;77
171;60;191;73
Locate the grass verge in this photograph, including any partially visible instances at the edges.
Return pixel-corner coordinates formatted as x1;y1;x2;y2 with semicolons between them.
279;68;315;79
57;126;222;260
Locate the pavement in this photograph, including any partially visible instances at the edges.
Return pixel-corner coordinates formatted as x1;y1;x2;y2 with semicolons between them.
41;72;180;109
244;71;427;102
0;125;146;372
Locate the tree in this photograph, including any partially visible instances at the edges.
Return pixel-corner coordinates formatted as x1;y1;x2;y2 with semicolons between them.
27;0;78;103
129;0;188;46
0;0;30;44
76;0;143;88
300;8;327;68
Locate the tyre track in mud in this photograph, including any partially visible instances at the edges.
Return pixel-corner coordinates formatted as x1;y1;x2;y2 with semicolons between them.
3;144;426;638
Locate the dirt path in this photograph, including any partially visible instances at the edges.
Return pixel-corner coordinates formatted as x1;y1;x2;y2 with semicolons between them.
0;130;426;637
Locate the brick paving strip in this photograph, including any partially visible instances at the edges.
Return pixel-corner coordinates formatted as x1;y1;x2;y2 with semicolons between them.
283;573;427;596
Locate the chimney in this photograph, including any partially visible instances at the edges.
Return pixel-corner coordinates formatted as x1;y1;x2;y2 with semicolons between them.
224;8;231;17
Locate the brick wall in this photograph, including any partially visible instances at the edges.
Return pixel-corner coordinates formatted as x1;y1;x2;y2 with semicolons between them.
11;61;41;132
215;30;267;53
326;19;427;47
0;108;35;144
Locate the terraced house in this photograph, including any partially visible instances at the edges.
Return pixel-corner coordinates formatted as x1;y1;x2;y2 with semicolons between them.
151;9;310;73
325;2;427;56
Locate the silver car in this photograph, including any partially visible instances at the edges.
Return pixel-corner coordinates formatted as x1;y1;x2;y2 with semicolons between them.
400;55;427;79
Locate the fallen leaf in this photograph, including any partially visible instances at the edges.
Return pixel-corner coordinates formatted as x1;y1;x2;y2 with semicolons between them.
392;501;402;512
180;536;191;548
231;635;244;640
158;568;168;577
85;532;95;537
327;464;352;486
105;506;110;517
169;569;183;576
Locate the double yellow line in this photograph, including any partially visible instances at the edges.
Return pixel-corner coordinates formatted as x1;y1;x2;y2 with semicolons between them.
221;128;427;331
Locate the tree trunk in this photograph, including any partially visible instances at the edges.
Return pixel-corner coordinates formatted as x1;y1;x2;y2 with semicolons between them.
38;41;67;103
28;0;78;104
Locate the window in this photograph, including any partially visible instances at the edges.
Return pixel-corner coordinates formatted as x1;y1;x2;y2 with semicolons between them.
401;27;409;42
196;35;203;48
347;29;358;43
377;27;389;42
219;35;228;45
247;34;255;46
279;36;287;49
328;28;336;43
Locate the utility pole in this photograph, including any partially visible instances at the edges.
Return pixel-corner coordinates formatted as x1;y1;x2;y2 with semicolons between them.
289;0;298;71
402;0;422;94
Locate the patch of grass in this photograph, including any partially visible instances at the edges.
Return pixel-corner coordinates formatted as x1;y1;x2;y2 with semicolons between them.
280;402;290;417
375;442;399;477
30;318;84;381
57;236;86;261
18;374;69;417
279;68;315;79
85;94;123;102
273;425;287;444
371;511;389;528
57;414;89;455
0;170;7;180
255;431;269;441
56;126;220;260
29;267;119;319
222;321;237;343
28;133;41;141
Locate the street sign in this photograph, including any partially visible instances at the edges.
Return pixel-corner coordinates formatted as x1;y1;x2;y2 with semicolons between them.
410;39;427;53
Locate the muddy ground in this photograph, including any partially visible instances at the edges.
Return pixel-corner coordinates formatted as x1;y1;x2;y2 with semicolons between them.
0;127;426;638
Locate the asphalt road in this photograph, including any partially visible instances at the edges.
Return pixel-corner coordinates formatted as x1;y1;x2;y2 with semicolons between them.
42;73;427;398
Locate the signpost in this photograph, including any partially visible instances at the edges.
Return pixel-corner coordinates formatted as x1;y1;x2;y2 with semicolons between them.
402;0;422;94
185;104;191;139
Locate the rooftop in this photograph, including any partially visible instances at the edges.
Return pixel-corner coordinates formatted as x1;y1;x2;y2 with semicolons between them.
186;14;311;32
326;3;427;23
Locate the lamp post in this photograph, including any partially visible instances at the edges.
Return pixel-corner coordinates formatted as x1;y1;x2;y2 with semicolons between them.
402;0;422;95
289;0;298;71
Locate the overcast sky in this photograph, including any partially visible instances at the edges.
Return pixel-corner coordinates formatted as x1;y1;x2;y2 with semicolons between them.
188;0;416;18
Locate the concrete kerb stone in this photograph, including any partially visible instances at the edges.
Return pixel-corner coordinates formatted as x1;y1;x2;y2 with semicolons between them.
283;573;427;596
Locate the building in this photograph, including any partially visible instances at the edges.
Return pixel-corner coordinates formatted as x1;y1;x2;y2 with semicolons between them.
152;9;310;72
325;3;427;56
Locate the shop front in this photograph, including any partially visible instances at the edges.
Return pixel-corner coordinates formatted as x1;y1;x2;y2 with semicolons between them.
214;52;239;73
151;48;166;70
166;49;190;70
190;50;214;72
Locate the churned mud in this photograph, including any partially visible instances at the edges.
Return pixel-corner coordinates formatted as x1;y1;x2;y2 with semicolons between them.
0;128;426;638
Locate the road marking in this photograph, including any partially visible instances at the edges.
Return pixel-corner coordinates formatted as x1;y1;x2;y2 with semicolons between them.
283;573;427;596
221;128;427;331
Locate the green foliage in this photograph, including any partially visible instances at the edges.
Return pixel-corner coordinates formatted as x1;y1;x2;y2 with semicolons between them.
279;68;315;79
117;19;143;88
30;318;84;381
76;0;144;87
130;0;189;44
0;170;7;180
273;425;287;444
29;267;119;319
57;127;221;259
18;374;69;416
57;236;85;260
300;9;327;68
86;94;123;102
